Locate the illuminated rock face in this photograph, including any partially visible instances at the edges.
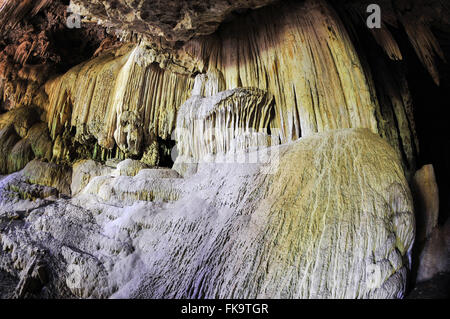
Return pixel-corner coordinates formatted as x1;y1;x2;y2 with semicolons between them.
0;0;421;173
191;0;380;141
44;44;193;161
4;0;443;299
175;86;275;162
31;0;416;172
0;129;415;298
179;0;419;171
68;0;278;42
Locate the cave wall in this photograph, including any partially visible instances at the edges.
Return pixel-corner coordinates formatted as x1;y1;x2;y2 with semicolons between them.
5;0;420;175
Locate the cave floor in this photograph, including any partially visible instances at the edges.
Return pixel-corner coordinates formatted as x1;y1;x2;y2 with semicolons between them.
0;271;448;299
406;272;450;299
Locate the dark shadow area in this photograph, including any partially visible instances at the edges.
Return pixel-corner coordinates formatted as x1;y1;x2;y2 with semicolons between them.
392;25;450;297
393;27;450;226
406;272;450;299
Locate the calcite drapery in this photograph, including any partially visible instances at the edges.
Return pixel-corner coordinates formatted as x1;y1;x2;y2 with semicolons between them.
175;85;275;162
184;0;380;143
38;0;417;173
45;44;194;158
178;0;417;170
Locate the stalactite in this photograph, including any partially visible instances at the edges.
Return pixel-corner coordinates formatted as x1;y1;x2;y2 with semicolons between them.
341;0;447;86
401;21;446;86
182;0;380;144
369;25;403;61
0;0;52;33
44;44;194;158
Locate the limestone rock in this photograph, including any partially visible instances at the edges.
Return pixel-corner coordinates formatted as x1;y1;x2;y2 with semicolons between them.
0;108;53;174
69;0;277;42
0;106;39;139
136;169;181;180
25;123;53;161
82;171;182;204
172;157;198;178
0;125;21;173
141;141;160;167
15;255;48;298
61;246;111;298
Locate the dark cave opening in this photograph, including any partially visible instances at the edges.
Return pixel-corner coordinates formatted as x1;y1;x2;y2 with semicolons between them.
393;27;450;226
344;6;450;226
158;137;176;168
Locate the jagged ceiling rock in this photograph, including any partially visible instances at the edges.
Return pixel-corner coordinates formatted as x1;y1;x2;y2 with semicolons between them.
69;0;278;42
0;0;117;111
0;106;52;174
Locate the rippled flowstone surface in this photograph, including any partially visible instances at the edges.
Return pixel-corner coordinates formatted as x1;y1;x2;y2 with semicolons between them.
0;129;414;298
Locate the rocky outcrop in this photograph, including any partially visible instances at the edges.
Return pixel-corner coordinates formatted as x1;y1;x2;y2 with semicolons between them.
71;159;113;196
21;160;72;196
0;129;415;298
412;165;449;283
0;0;114;112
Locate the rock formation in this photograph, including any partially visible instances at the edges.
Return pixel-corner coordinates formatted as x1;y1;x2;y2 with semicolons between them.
1;0;449;299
